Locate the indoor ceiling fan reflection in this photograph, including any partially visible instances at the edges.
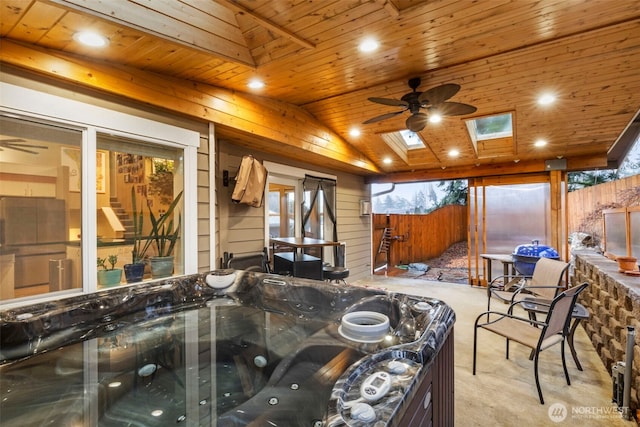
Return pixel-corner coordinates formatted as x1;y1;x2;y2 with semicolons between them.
363;78;477;132
0;139;48;155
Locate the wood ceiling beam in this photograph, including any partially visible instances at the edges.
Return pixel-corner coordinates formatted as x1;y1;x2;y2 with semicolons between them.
216;0;316;50
378;0;400;18
50;0;256;67
0;39;378;174
365;154;608;184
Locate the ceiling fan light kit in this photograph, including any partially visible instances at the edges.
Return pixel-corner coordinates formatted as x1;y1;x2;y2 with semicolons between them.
364;78;477;132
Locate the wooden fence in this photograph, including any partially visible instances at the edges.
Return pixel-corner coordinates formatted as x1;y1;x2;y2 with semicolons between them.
372;205;467;269
368;175;638;272
567;174;640;235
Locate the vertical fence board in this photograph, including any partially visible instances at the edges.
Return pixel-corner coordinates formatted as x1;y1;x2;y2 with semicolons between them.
568;175;640;234
372;205;467;269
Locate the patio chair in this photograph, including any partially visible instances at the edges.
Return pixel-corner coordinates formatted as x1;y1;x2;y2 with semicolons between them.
224;247;271;272
487;257;569;312
473;283;588;404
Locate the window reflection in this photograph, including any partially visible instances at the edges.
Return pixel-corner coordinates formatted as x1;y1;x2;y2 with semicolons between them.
0;116;185;302
268;183;296;238
97;134;184;285
0;115;82;300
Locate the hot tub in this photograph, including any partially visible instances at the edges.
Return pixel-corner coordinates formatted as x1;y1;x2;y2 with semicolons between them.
0;270;455;426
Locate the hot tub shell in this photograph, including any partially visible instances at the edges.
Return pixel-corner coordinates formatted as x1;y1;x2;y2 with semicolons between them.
0;270;455;426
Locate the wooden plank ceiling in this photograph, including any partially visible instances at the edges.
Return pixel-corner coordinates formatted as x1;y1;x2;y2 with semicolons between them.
1;0;640;181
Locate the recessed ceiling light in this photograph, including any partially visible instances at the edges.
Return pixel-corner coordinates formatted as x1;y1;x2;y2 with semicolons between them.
538;93;556;105
534;139;547;147
429;113;442;124
247;79;264;89
383;157;392;164
359;38;379;53
349;128;361;137
448;149;460;157
73;31;108;47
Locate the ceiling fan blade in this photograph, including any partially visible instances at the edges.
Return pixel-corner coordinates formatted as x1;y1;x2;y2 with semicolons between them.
0;141;49;155
436;101;477;116
368;97;409;107
363;110;406;124
5;143;49;149
2;145;41;155
418;83;461;105
406;112;429;132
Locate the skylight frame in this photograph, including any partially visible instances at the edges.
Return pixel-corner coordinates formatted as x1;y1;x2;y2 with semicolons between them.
465;112;514;144
399;130;425;149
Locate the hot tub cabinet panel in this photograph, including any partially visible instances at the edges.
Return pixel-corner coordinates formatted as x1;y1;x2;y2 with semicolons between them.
0;270;455;426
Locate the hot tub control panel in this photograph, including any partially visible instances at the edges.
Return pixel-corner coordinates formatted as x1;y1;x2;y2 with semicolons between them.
360;371;391;401
338;356;420;425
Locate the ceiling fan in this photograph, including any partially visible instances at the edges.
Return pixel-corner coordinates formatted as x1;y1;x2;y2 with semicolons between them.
363;78;477;132
0;139;48;155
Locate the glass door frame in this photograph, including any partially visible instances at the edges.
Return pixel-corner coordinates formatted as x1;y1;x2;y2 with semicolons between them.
262;161;336;248
267;175;301;239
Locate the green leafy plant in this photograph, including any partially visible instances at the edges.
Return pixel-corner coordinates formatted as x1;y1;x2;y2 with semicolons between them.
97;254;118;270
147;190;183;258
148;160;175;205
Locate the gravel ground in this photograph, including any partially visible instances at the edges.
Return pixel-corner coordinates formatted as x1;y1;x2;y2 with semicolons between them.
397;241;470;284
419;240;468;268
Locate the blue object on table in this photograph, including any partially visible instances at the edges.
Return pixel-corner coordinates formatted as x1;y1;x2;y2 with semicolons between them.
512;240;559;275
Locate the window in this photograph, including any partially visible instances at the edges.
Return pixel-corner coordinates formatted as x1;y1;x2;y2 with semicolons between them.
1;82;199;305
380;129;425;151
0;115;83;299
96;134;185;284
399;130;425;148
465;113;513;143
268;179;296;238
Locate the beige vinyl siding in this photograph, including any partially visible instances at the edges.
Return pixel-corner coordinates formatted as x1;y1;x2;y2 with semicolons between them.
217;140;371;280
196;135;212;272
334;172;371;280
217;144;267;266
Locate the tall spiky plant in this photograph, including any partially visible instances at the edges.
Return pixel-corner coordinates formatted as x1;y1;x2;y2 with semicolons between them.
130;186;153;264
147;190;183;258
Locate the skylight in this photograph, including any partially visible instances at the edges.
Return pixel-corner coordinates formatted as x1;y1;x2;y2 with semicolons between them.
399;130;425;148
380;130;426;163
465;113;513;143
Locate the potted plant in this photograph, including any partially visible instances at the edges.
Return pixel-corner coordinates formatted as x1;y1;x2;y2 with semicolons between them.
123;187;151;283
147;190;183;278
97;254;122;287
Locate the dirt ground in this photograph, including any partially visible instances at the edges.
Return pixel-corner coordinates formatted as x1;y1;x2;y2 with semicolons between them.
385;241;470;284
